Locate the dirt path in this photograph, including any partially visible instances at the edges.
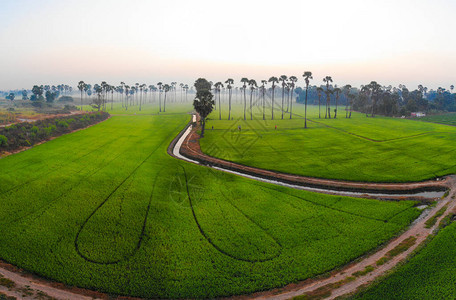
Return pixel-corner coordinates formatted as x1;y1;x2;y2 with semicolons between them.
0;262;105;300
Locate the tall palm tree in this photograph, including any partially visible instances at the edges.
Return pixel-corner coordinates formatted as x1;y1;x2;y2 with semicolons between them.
279;75;288;119
179;83;184;102
323;76;333;118
184;84;189;102
302;71;313;127
248;79;257;120
157;82;163;112
333;87;341;118
343;84;352;118
139;84;146;111
288;76;298;119
225;78;234;120
316;87;323;119
120;82;125;107
261;80;267;120
77;81;86;111
268;76;279;120
163;84;170;112
148;85;154;103
214;82;224;120
241;78;249;120
124;85;130;110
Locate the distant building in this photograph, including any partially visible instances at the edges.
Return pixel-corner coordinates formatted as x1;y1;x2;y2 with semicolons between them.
411;112;426;117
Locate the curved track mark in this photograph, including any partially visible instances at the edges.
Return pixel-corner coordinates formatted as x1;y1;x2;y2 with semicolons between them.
182;166;280;263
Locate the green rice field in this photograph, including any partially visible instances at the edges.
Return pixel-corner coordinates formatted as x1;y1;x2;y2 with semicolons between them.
353;222;456;299
0;103;420;298
201;103;456;182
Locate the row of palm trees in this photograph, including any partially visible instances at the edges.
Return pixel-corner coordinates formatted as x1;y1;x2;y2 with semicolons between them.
208;72;352;129
77;81;190;112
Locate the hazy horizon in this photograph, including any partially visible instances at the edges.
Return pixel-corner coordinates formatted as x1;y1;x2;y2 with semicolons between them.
1;0;455;91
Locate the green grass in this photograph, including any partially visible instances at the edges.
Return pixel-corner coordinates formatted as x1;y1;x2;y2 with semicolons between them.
0;103;420;298
353;222;456;299
417;112;456;126
201;104;456;182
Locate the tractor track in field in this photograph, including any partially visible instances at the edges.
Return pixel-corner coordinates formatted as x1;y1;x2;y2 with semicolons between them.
74;127;177;265
182;165;279;263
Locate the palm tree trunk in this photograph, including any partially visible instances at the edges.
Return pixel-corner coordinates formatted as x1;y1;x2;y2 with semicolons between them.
281;88;284;119
243;88;246;121
228;89;232;120
318;95;321;119
164;93;167;112
139;92;142;111
250;90;253;120
272;88;275;120
219;91;221;120
263;89;265;120
290;87;294;119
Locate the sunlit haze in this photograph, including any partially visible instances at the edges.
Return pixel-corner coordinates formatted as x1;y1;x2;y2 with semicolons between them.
1;0;455;90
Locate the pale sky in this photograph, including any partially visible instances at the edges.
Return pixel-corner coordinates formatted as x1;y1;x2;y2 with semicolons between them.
1;0;455;90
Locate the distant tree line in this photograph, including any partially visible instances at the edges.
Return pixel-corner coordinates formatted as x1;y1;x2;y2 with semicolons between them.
76;81;190;112
0;112;109;152
295;83;456;117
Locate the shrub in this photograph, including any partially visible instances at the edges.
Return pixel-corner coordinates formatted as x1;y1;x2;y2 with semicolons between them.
0;135;7;147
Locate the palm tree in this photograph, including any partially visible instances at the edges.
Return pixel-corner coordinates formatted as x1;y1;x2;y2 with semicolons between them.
268;76;279;120
139;84;146;111
287;76;297;119
316;87;323;119
214;82;224;120
163;84;170;112
323;76;333;118
260;80;267;120
77;81;86;111
120;82;125;107
333;87;341;118
343;85;352;118
157;82;163;112
248;79;257;120
241;77;249;120
148;84;154;103
225;78;234;120
302;71;312;126
279;75;288;119
184;84;189;102
124;85;130;110
171;82;177;102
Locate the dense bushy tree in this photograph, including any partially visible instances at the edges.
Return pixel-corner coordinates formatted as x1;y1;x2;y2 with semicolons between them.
193;78;214;137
